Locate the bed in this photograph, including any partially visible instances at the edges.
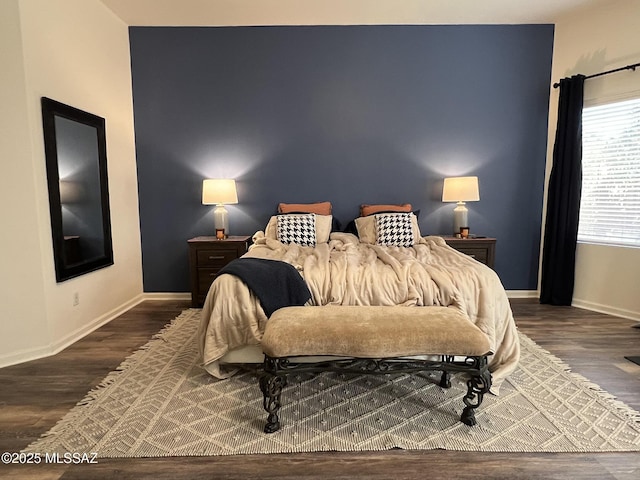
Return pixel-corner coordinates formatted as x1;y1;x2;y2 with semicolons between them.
196;203;520;393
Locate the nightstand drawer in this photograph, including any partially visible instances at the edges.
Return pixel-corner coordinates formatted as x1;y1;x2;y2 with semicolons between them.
454;247;488;264
441;237;496;269
196;248;240;268
198;268;221;292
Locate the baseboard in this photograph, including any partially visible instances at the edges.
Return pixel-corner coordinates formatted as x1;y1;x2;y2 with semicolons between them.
0;294;145;369
142;292;191;301
506;290;539;299
49;294;146;355
571;298;640;322
0;344;54;370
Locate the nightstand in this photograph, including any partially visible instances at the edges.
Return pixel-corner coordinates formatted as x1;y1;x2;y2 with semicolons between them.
442;236;496;269
188;236;251;307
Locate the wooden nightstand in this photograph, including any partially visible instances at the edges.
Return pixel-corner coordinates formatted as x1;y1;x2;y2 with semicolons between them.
188;236;251;307
442;237;496;269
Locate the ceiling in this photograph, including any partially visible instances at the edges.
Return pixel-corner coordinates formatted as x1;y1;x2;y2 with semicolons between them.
100;0;611;26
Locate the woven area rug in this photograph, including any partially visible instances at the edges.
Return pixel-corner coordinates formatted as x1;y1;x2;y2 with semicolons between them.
25;309;640;457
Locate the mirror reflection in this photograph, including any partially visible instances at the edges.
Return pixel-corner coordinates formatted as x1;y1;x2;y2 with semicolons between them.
42;98;113;282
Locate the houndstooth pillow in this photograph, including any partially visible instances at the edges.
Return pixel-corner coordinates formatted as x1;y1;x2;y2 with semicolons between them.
276;213;317;246
375;212;415;247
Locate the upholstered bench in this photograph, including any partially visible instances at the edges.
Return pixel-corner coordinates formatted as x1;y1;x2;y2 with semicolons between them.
259;305;492;433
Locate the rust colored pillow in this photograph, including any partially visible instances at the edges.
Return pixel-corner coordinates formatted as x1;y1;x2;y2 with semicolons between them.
278;201;332;215
360;203;412;217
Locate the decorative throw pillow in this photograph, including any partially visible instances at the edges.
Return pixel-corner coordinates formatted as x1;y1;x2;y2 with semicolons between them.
278;201;332;215
266;215;332;243
355;213;421;245
375;213;415;247
276;213;317;246
360;203;412;217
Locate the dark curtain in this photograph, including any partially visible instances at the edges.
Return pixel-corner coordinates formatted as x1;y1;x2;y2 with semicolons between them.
540;75;585;305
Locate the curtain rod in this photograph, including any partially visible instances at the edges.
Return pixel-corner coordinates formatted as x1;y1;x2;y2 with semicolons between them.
552;62;640;88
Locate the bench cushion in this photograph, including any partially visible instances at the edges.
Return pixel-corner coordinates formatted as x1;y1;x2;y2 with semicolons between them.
262;306;491;358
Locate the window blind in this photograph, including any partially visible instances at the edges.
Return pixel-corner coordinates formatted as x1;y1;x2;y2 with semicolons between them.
578;97;640;247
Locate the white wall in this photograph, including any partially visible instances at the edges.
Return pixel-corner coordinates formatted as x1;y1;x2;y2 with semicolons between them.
0;0;50;361
0;0;143;367
545;0;640;320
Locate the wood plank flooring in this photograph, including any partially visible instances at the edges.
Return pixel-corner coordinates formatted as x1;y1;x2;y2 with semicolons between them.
0;299;639;479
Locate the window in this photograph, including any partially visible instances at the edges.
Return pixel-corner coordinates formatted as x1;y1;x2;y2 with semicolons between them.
578;97;640;247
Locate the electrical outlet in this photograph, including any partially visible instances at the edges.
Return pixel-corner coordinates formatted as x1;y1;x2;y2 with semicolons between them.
73;292;80;306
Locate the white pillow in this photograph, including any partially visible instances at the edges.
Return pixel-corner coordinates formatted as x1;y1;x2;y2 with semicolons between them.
265;214;332;244
355;213;421;245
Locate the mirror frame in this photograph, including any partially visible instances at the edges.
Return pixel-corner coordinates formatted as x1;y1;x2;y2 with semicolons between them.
41;97;113;282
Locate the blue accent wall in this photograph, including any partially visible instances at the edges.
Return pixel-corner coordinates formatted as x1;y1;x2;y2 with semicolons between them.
130;25;554;292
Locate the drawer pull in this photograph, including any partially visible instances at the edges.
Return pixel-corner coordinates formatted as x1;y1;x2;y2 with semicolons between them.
209;273;217;277
468;254;476;258
208;255;225;260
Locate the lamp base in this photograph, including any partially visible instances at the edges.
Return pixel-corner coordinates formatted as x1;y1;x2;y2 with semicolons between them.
453;202;468;235
213;204;229;237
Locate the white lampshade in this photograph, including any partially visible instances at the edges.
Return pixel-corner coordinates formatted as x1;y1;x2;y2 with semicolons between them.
202;179;238;237
202;179;238;205
442;176;480;235
442;176;480;202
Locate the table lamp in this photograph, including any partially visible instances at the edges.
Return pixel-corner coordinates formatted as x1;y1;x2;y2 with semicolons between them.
202;179;238;238
442;176;480;236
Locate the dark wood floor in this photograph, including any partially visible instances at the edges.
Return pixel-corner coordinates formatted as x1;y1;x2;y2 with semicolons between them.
1;299;639;479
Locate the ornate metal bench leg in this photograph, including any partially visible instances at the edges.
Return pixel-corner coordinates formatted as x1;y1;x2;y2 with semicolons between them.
261;357;287;433
439;371;452;388
258;354;492;431
460;356;492;426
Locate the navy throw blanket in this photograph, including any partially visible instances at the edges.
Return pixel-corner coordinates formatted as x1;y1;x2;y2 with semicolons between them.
217;258;312;317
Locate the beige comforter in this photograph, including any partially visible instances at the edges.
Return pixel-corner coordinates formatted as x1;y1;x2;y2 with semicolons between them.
198;233;519;392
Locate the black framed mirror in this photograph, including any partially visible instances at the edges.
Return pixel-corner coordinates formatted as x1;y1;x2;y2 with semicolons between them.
41;97;113;282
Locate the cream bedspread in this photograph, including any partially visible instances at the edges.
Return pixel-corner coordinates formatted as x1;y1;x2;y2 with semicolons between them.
197;233;519;392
